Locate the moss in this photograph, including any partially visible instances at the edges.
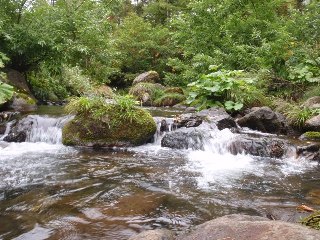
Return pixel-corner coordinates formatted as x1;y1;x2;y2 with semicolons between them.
16;93;37;105
62;105;156;147
303;132;320;140
301;211;320;230
154;93;186;107
164;87;184;95
129;82;165;106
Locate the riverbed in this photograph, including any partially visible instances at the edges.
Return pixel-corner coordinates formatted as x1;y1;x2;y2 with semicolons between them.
0;107;319;239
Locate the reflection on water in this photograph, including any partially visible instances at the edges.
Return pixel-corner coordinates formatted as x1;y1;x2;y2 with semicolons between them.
0;144;319;240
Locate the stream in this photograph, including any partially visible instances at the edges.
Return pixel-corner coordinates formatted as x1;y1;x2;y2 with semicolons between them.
0;106;319;240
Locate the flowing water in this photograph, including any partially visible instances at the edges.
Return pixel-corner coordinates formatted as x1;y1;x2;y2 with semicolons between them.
0;107;319;240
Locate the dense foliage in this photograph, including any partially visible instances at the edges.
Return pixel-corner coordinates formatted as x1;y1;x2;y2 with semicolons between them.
0;0;318;110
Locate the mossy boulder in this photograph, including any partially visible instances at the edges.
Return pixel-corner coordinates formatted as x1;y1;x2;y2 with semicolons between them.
129;82;165;106
154;93;186;107
300;131;320;141
62;105;156;148
8;92;37;112
164;87;184;95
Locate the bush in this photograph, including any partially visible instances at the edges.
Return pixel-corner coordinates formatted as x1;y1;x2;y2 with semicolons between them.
186;66;267;111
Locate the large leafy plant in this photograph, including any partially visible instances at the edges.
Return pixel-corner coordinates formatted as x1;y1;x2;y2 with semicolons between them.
187;66;263;111
0;81;14;105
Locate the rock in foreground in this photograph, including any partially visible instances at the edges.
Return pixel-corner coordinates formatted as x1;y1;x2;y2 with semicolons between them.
177;214;319;240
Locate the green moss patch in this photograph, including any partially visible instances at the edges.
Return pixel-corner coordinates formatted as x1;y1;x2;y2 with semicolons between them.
62;104;156;147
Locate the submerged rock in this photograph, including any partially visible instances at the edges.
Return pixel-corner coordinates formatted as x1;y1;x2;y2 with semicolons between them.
237;107;287;134
177;214;320;240
129;229;174;240
62;106;156;148
132;71;160;86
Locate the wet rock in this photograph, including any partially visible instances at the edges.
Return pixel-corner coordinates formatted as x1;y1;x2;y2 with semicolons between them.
129;229;174;240
177;214;320;240
304;114;320;132
161;126;210;150
174;113;203;128
160;119;170;132
303;96;320;109
2;116;36;142
297;144;320;162
198;107;237;130
237;107;288;134
174;107;236;130
0;111;20;134
229;136;290;158
132;71;160;86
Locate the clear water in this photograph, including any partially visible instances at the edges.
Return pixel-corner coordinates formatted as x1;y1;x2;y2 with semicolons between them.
0;108;319;240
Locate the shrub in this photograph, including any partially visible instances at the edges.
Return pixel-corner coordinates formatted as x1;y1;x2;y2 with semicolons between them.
186;66;267;111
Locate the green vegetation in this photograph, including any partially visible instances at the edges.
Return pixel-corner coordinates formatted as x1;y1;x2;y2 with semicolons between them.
63;94;156;147
301;211;320;230
303;132;320;141
0;81;14;105
0;0;318;115
186;66;267;111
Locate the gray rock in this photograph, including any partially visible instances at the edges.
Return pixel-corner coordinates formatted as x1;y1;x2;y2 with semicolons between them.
3;69;32;95
229;136;291;158
237;107;288;134
297;144;320;162
303;96;320;109
198;107;237;130
161;126;210;150
9;95;37;112
132;71;160;86
129;229;174;240
305;114;320;131
174;107;236;130
177;214;320;240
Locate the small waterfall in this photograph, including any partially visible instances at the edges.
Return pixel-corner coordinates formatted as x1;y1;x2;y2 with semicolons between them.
26;115;72;144
3;115;73;144
152;117;175;144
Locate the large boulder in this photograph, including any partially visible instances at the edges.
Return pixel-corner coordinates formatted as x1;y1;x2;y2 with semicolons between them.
132;71;160;86
177;214;320;240
62;106;156;148
8;93;37;112
304;114;320;131
154;93;186;107
3;69;32;95
303;96;320;109
237;107;288;134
